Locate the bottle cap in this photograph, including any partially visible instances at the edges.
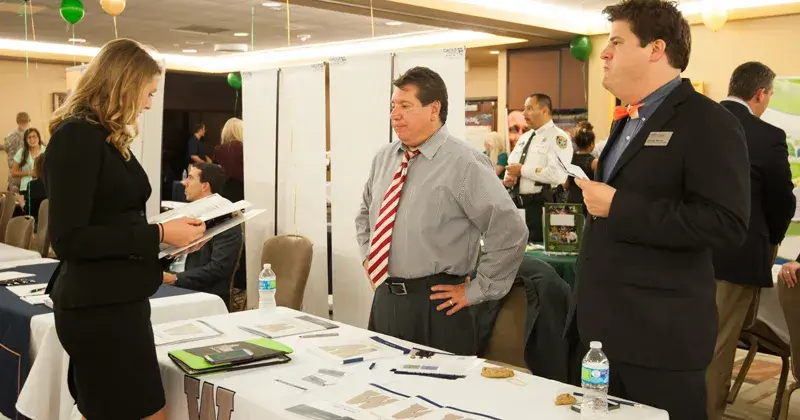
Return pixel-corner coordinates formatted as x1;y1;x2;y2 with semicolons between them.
590;341;602;349
263;263;271;269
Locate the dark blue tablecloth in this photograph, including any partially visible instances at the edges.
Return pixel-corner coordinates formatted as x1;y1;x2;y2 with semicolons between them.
0;261;198;418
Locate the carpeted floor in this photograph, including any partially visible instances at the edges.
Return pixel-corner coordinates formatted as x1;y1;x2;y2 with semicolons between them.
723;349;799;419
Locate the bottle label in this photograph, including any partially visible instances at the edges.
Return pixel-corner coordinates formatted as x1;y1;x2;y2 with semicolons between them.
259;278;276;291
581;364;609;386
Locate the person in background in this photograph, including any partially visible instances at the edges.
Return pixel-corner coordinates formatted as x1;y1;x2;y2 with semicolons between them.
214;118;244;202
504;93;572;243
507;110;527;151
564;121;597;207
355;66;527;355
44;38;205;420
163;163;242;304
707;61;795;420
25;153;47;224
187;122;208;166
11;128;46;195
483;131;508;179
571;0;750;418
3;112;30;192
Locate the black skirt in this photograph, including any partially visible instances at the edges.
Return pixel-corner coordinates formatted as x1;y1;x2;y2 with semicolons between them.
55;299;165;419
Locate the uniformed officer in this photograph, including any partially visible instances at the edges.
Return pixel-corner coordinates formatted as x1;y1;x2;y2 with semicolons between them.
504;93;572;242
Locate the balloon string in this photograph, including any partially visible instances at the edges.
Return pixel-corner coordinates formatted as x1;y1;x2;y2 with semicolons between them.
27;0;38;69
23;0;28;78
113;16;118;38
285;0;291;46
234;89;239;116
369;0;374;37
71;25;76;66
250;6;255;51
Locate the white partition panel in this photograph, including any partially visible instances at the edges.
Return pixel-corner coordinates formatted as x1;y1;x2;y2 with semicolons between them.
242;69;279;308
393;47;466;141
276;63;329;317
329;54;393;328
134;59;166;218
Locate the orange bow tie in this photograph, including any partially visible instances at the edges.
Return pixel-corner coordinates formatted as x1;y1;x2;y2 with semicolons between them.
613;103;643;121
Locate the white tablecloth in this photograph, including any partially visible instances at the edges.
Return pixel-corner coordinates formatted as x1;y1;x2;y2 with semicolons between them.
155;307;669;420
762;265;791;345
16;291;228;420
0;243;42;263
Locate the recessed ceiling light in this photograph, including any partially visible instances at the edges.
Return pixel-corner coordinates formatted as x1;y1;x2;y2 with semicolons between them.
68;38;86;43
262;1;282;7
183;49;198;53
385;21;403;26
185;40;204;45
489;50;500;54
297;34;311;42
233;32;249;37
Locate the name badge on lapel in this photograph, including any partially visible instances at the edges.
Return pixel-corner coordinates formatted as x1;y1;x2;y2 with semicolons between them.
644;131;673;147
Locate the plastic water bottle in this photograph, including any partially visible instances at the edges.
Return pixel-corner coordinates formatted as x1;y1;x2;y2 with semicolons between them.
258;263;277;310
581;341;610;418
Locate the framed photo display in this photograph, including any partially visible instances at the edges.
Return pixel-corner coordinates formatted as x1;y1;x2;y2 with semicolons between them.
543;203;584;255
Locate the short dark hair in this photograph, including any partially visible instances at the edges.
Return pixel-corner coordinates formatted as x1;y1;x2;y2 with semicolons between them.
603;0;692;72
192;162;226;195
193;123;205;134
528;93;553;114
573;121;596;150
32;152;46;180
728;61;776;101
393;67;449;124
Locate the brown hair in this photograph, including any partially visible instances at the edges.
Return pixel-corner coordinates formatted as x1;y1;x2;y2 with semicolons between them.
32;152;46;180
393;66;449;124
728;61;776;101
603;0;691;72
49;38;162;161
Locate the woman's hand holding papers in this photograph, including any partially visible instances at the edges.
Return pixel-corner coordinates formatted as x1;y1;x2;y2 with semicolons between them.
161;217;206;247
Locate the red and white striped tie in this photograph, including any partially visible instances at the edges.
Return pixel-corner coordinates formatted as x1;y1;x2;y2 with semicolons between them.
367;149;421;288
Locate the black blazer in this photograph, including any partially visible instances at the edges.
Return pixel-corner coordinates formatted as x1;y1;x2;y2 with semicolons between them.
44;117;162;309
574;79;751;371
174;226;242;302
713;100;795;287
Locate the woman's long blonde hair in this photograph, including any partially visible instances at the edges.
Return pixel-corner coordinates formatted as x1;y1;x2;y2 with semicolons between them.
49;39;162;160
221;118;243;144
485;131;506;165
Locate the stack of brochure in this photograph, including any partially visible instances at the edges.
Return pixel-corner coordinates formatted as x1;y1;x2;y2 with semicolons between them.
150;194;265;258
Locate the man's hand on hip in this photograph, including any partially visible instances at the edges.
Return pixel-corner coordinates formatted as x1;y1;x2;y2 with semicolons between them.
574;178;616;218
430;277;471;316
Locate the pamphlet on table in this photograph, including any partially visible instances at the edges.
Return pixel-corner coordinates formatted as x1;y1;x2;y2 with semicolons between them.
152;319;223;346
307;338;403;365
390;348;483;378
238;314;338;339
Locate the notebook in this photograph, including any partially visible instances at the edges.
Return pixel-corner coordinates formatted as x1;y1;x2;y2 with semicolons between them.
168;337;293;375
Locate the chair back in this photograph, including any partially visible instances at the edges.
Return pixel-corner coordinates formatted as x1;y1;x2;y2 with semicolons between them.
5;216;35;249
228;226;246;312
483;281;528;369
34;199;50;257
778;281;800;381
261;234;313;310
0;193;15;243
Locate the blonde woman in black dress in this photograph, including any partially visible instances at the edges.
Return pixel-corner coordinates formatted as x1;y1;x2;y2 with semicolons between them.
45;39;206;420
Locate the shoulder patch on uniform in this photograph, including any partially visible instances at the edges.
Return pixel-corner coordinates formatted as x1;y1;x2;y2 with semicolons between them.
556;136;568;149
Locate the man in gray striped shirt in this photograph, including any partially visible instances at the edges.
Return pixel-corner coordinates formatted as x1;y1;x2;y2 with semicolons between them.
355;66;528;355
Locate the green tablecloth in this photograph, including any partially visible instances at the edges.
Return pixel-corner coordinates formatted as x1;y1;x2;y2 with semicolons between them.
525;249;578;288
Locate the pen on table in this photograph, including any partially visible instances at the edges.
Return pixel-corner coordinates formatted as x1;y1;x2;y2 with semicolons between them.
369;362;376;370
196;319;224;335
23;287;46;296
342;357;365;365
571;392;637;407
299;332;340;338
275;378;307;391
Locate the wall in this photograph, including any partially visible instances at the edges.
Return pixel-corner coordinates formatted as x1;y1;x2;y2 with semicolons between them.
466;63;498;98
588;14;800;137
507;47;587;111
0;59;68;190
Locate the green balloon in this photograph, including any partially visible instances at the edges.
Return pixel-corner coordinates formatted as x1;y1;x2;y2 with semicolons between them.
569;35;592;62
227;72;242;90
60;0;85;25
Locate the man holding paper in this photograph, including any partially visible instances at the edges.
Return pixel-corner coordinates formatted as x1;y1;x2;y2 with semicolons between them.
570;1;749;417
504;93;572;243
163;163;243;305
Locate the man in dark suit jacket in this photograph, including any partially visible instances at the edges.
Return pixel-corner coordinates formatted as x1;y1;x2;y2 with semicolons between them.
163;163;243;305
571;1;750;418
706;62;795;419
